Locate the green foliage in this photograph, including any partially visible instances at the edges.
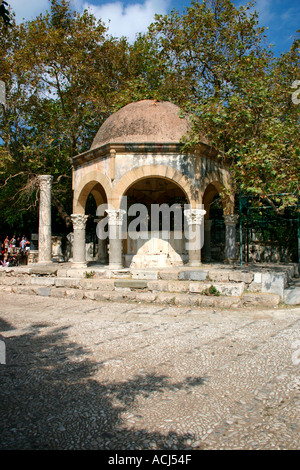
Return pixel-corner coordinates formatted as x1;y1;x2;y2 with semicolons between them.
0;0;299;239
148;0;300;210
85;271;95;279
201;285;221;296
0;1;11;26
0;0;144;231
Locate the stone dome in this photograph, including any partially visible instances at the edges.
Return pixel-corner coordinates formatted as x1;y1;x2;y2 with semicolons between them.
90;100;190;149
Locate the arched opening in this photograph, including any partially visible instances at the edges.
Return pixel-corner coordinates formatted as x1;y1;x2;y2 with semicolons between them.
122;177;190;268
203;183;225;262
77;181;108;264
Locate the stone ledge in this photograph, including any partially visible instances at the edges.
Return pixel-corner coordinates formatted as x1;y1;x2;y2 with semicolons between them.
189;282;245;297
3;283;287;308
241;293;281;307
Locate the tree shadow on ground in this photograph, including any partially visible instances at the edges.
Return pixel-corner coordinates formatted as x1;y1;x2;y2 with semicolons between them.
0;318;206;450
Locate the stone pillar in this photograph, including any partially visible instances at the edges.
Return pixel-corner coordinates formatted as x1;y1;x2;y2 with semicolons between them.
224;214;239;264
184;208;206;267
106;209;125;269
38;175;53;264
71;214;88;268
97;224;108;265
203;219;212;262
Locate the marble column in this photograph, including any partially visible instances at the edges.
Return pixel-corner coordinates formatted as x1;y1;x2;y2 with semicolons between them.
97;218;108;265
106;209;125;269
203;219;212;262
38;175;53;264
184;208;206;266
71;214;88;268
224;214;239;263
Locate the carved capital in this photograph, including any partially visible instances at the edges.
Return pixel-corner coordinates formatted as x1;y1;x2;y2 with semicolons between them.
223;214;239;226
71;214;88;230
106;209;126;226
184;208;206;225
38;175;53;191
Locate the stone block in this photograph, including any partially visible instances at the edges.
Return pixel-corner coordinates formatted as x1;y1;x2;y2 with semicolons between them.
179;270;208;281
29;265;58;276
200;296;241;308
1;276;22;285
80;279;115;290
37;287;51;297
154;293;178;305
189;282;245;296
147;280;169;292
208;270;230;282
135;292;157;303
247;282;261;292
30;278;55;286
114;280;148;289
102;291;126;302
84;290;106;301
56;268;68;278
159;271;179;280
174;294;199;307
65;289;84;300
122;292;138;301
213;282;245;297
50;288;66;298
110;269;131;278
261;272;286;298
132;270;158;280
254;273;262;284
284;287;300;305
167;281;190;293
229;271;254;283
12;285;35;295
65;269;85;278
55;278;81;288
197;296;216;307
242;293;280;307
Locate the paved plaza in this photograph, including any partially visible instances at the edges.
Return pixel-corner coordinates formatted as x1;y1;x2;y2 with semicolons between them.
0;292;299;450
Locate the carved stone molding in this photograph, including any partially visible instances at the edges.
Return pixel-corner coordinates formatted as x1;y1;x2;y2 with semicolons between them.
71;214;88;230
184;208;206;225
223;214;239;226
106;209;126;226
38;175;53;191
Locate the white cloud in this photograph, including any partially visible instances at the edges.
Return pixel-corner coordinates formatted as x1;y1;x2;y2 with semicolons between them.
8;0;170;41
9;0;49;22
80;0;170;41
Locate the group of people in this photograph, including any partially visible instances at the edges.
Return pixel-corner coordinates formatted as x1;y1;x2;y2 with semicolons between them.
1;235;31;266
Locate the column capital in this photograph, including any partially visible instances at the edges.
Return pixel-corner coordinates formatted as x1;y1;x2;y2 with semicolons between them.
184;208;206;225
71;214;88;230
106;209;126;226
223;214;239;226
38;175;53;190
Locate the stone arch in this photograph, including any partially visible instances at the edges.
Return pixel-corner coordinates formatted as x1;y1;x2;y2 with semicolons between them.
73;171;112;214
111;164;199;208
201;171;235;216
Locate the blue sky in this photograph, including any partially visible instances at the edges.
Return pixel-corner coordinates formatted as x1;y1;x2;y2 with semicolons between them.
7;0;300;55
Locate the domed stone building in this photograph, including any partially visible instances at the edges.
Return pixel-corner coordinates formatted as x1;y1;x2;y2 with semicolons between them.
70;99;238;269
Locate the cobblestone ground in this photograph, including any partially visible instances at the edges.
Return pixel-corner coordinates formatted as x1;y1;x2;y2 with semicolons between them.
0;293;299;450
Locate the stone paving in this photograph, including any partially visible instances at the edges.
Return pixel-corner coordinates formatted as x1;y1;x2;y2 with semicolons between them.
0;292;299;450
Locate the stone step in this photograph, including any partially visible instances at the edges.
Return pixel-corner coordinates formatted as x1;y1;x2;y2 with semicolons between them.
0;283;281;308
0;263;298;304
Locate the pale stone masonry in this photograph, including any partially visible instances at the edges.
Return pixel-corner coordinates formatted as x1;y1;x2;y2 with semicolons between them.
70;214;89;268
71;100;238;269
38;175;53;264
